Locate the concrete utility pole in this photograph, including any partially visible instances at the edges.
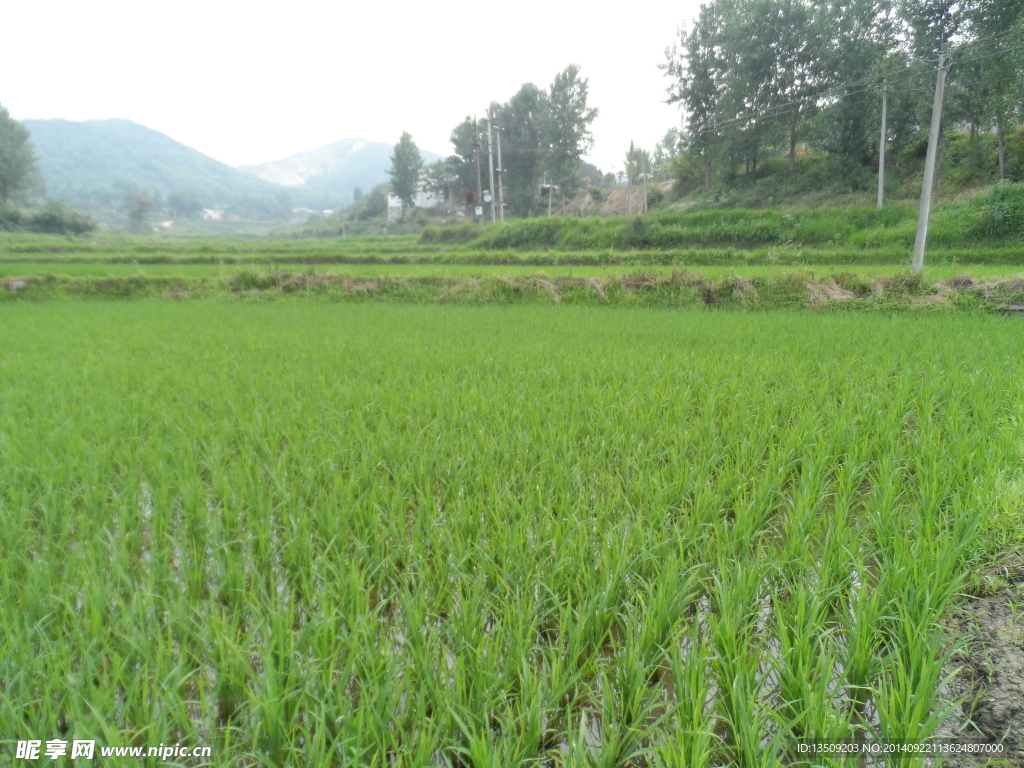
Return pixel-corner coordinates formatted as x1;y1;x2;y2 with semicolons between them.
877;81;888;209
473;116;484;227
495;126;505;221
642;154;648;214
487;116;496;224
912;43;951;273
627;141;634;214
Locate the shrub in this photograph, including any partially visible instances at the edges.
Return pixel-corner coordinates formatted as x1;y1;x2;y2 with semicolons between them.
0;202;23;231
419;223;479;244
0;201;96;235
975;182;1024;238
29;201;97;235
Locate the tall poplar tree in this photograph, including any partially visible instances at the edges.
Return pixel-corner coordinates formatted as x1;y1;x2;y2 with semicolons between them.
387;131;424;211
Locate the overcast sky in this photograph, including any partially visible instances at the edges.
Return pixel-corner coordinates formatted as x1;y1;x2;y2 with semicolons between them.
2;0;701;173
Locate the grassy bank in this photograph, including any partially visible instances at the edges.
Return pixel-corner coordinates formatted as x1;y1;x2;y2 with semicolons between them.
4;186;1024;265
422;184;1024;252
4;268;1024;312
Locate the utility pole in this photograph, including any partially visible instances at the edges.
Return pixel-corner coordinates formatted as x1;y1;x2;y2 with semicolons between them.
642;154;648;214
912;43;951;273
487;115;496;224
473;116;483;227
546;174;552;217
495;126;505;221
627;141;634;214
877;81;887;209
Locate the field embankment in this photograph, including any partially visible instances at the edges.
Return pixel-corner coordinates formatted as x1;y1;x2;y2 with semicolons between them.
5;268;1024;313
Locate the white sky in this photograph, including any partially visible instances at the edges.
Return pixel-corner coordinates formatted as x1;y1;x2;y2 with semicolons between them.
1;0;700;173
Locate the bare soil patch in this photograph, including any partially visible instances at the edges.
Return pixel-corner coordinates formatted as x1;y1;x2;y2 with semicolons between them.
941;559;1024;766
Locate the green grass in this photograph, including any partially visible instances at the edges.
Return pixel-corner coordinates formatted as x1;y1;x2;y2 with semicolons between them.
5;261;1024;280
1;302;1023;765
422;185;1024;252
5;188;1024;266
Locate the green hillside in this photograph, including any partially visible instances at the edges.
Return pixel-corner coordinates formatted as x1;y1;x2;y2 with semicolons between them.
23;119;291;219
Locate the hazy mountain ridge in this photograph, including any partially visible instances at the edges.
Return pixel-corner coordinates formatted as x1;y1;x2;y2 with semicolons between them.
22;119;443;219
240;138;441;201
23;118;286;215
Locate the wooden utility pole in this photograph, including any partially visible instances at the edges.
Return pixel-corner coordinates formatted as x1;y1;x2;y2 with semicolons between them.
912;43;951;273
495;126;505;221
877;81;887;209
473;116;483;227
486;115;496;224
627;141;634;214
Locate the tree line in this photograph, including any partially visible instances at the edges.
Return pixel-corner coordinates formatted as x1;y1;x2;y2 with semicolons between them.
388;65;600;218
663;0;1024;188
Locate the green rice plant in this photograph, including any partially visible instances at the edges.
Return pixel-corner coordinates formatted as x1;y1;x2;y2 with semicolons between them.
708;557;778;768
841;570;886;716
652;624;718;768
1;303;1022;765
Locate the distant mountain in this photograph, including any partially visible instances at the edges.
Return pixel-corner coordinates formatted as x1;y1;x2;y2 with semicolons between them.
240;138;442;202
23;119;289;217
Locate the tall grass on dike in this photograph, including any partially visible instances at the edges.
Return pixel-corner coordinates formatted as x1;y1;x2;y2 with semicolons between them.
1;302;1022;766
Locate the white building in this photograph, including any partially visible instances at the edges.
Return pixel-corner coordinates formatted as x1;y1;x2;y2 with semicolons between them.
387;183;450;221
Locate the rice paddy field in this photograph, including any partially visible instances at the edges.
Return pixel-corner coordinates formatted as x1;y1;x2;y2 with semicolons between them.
2;300;1024;766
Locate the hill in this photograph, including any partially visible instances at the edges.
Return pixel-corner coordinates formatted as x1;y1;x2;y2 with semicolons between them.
23;119;289;219
240;138;441;203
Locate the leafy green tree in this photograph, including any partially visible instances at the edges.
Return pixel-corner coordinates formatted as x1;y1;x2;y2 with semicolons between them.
663;3;727;187
168;190;203;218
447;65;597;217
124;193;153;234
357;184;388;220
624;145;653;185
653;127;681;171
898;0;963;59
544;64;599;198
0;104;42;203
387;131;424;211
767;0;824;171
963;0;1024;179
492;85;549;216
447;117;482;201
424;159;455;205
813;0;893;172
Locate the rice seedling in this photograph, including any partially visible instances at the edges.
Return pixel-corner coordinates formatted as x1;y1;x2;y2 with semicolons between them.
1;301;1022;766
